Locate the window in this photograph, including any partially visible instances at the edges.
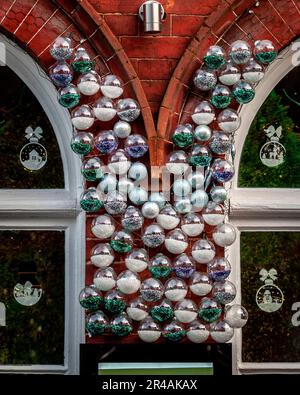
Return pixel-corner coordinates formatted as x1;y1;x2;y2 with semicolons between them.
0;34;84;374
230;40;300;374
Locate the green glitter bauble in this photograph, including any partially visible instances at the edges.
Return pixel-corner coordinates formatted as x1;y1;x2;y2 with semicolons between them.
82;169;103;181
150;266;172;279
232;88;255;104
111;324;133;337
255;51;277;64
204;55;226;70
150;306;174;323
71;60;94;73
80;199;103;212
172;132;193;148
59;93;80;108
110;240;132;253
104;300;126;314
80;296;103;310
188;156;211;167
210;96;231;109
164;330;186;342
86;322;106;336
70;142;93;156
198;308;222;323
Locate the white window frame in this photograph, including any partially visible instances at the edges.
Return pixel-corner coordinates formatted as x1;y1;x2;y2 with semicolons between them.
0;34;85;374
229;39;300;375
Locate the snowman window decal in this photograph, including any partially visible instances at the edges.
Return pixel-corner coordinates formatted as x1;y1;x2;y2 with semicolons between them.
256;268;284;313
13;281;43;307
260;125;286;168
19;126;47;171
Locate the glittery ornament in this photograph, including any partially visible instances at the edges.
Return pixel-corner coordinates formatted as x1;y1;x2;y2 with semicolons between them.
204;45;226;70
86;310;109;336
122;206;144;231
138;318;161;343
118;178;134;195
149;253;172;279
90;243;115;268
189;272;212;296
141;201;160;219
110;313;133;337
172;124;194;148
108;149;131;175
71;105;94;130
124;134;148;158
100;74;123;99
140;278;164;302
50;36;72;60
172;179;191;198
210;186;228;204
210;84;232;109
208;257;231;282
210;320;234;343
174;254;196;279
164;278;188;302
117;270;141;295
98;173;117;194
127;297;149;321
149;192;166;209
92;97;116;122
218;61;241;86
104;191;127;215
117;98;140;122
162;320;186;342
150;299;174;323
194;125;212;142
104;289;126;314
190;190;209;212
174;299;198;323
142;224;165;248
212;223;236;247
202;202;224;226
225;304;248;328
209;132;232;155
217;109;240;134
71;47;93;73
192;101;215;125
81;157;103;181
211;158;235;183
232;80;255;104
79;285;103;310
125;248;149;273
188;145;212;167
129;186;148;205
49;61;73;87
192;239;216;264
194;68;217;91
165;229;188;254
181;212;204;237
95;130;118;154
80;187;103;212
212;280;236;304
166;150;189;175
230;40;252;65
254;40;277;64
77;70;101;96
128;162;148;181
70;132;94;156
174;198;192;214
198;297;222;323
186;320;209;343
157;205;180;230
93;267;117;291
242;58;264;84
110;230;133;253
113;120;132;138
58;84;80;108
91;214;115;239
187;171;205;190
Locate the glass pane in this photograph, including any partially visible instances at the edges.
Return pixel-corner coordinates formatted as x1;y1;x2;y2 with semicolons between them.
0;230;65;365
239;65;300;188
241;232;300;362
0;66;64;189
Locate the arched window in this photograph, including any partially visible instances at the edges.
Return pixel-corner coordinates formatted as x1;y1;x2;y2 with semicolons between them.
0;35;84;374
230;40;300;374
